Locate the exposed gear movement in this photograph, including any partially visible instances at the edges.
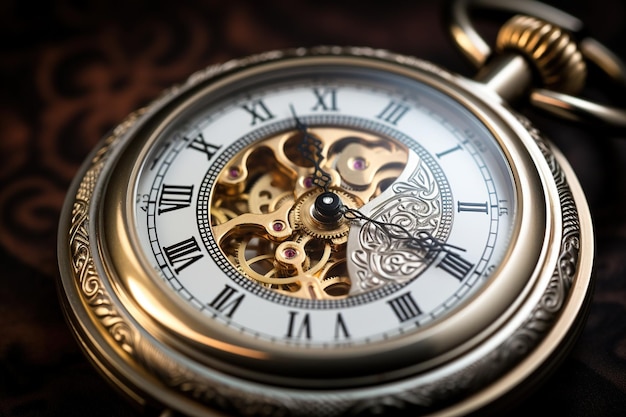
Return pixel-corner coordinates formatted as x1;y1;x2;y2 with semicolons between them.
210;126;408;299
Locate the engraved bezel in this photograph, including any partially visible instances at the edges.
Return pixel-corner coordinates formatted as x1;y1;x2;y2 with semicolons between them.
57;46;593;416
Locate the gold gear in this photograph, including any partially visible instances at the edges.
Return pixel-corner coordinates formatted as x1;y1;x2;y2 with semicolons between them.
321;276;351;297
210;126;408;299
234;235;302;292
290;188;361;244
248;173;293;214
233;232;352;299
211;194;250;226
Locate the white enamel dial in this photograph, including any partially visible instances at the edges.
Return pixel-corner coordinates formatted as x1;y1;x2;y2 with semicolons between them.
132;62;517;348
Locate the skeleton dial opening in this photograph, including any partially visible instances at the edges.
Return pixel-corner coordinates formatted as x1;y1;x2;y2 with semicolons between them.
134;66;516;344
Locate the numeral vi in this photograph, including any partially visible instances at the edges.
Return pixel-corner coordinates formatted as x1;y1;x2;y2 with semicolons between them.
286;311;311;340
285;312;351;340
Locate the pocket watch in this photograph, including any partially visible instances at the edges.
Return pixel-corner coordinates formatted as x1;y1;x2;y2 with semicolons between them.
57;1;625;416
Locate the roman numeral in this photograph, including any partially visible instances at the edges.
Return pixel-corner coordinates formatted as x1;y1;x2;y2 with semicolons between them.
241;99;275;125
335;313;350;340
376;100;410;125
208;284;245;318
437;252;474;281
187;132;221;160
311;87;338;111
286;311;311;340
457;201;489;214
158;184;193;214
163;236;203;274
388;292;421;322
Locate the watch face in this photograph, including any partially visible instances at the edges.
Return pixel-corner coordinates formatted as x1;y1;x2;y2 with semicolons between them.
59;47;593;416
127;55;518;360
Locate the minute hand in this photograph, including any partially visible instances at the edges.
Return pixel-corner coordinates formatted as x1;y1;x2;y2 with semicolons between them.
291;105;332;191
341;206;464;256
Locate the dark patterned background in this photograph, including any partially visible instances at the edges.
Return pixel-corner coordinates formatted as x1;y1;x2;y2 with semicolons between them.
1;0;625;416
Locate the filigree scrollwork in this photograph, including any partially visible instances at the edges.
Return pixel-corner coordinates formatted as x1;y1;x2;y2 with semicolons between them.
349;158;445;293
344;114;584;416
66;112;147;357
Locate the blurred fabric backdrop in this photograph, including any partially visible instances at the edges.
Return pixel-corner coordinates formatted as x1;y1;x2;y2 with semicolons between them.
1;0;625;416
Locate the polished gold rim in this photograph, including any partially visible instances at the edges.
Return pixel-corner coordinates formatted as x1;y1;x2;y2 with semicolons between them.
97;53;552;377
57;46;593;415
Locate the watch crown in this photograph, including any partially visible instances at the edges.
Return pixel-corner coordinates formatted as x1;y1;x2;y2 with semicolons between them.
496;15;586;95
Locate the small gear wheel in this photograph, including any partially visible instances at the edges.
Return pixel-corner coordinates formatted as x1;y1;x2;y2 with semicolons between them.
233;236;275;281
321;276;351;297
233;235;303;289
290;188;361;244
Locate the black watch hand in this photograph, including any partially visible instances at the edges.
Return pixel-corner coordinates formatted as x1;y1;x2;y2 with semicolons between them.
291;105;332;191
342;206;464;256
290;106;458;258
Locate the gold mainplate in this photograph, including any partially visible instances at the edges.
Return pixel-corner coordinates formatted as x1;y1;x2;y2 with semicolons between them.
210;127;407;299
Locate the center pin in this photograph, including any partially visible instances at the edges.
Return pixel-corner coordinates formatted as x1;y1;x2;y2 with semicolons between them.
313;191;344;223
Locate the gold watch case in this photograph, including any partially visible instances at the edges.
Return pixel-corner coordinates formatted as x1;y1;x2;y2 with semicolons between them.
57;45;593;417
